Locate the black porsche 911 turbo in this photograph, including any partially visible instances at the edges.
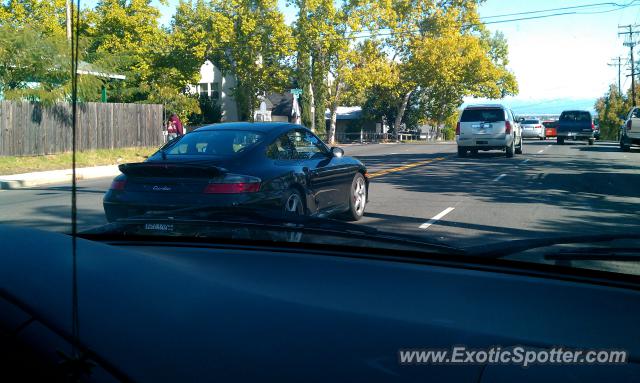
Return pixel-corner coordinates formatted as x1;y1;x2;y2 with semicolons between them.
103;122;369;222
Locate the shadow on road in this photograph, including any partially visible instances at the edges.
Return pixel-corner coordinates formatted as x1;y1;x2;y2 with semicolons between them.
0;205;108;233
361;140;640;246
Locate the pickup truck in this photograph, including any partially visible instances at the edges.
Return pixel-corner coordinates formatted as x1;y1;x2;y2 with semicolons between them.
556;110;596;145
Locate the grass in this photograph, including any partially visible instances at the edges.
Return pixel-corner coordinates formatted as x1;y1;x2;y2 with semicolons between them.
0;147;158;175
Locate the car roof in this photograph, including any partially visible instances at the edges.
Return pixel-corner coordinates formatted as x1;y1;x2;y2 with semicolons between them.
195;122;301;133
560;110;591;113
463;104;507;110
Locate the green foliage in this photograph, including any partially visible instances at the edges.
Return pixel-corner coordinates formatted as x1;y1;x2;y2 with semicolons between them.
595;84;630;140
198;95;223;124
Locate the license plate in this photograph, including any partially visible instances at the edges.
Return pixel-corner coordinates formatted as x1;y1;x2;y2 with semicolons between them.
567;132;576;136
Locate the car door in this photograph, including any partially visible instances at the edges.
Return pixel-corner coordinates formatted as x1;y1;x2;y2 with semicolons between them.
288;129;354;211
629;108;640;138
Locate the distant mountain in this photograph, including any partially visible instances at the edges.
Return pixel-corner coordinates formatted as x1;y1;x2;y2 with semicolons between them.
462;98;597;115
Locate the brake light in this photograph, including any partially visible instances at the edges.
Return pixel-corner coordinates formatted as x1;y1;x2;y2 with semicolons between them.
591;122;595;131
203;174;261;194
505;121;512;134
109;180;126;190
203;183;260;193
455;122;460;135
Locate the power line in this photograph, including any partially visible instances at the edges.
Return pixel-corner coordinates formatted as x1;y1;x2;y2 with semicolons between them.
480;2;639;20
332;1;640;40
609;57;623;93
619;24;639;105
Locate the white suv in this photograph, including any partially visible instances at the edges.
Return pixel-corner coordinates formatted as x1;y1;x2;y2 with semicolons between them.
620;107;640;152
456;104;523;158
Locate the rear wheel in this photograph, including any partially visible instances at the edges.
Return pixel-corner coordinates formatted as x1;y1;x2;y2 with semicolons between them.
621;137;631;152
457;147;467;157
283;188;305;215
344;173;367;221
557;137;564;145
505;141;514;158
588;138;595;146
515;138;523;154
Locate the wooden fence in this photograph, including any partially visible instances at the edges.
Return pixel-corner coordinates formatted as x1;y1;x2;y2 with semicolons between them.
0;101;164;156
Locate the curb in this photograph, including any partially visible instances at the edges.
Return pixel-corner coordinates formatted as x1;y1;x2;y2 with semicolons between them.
0;165;121;190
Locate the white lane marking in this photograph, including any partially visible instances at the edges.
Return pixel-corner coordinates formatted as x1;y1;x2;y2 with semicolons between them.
522;159;530;164
547;145;551;148
389;152;397;155
419;207;455;229
493;173;507;182
537;149;544;154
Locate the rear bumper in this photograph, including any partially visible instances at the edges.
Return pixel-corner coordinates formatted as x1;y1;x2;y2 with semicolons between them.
456;135;511;148
557;132;594;140
621;134;640;146
522;129;544;138
103;190;281;222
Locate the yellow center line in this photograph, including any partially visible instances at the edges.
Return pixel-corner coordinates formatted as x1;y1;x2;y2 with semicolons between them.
368;156;448;179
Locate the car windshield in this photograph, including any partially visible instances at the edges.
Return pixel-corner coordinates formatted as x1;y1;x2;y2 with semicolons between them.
164;130;263;157
460;108;505;122
2;0;640;280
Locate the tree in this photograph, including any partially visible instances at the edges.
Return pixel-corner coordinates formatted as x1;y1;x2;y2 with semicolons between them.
207;0;294;121
595;84;629;140
363;0;518;133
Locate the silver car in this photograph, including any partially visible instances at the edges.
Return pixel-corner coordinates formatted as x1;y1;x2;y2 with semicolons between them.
456;104;523;158
521;118;546;140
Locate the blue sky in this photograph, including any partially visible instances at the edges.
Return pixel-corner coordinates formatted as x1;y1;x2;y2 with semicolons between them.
152;1;640;112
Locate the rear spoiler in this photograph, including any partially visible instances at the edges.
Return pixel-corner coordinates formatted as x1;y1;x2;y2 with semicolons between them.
118;162;226;178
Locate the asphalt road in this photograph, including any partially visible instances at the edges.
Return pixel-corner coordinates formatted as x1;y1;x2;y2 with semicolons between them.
2;139;639;249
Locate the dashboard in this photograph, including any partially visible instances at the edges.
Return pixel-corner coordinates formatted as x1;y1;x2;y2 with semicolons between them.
1;224;639;382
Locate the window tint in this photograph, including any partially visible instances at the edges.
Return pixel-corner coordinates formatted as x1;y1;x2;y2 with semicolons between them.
632;109;640;118
289;130;327;159
266;133;298;160
166;130;263;157
522;119;540;124
266;130;328;160
460;108;505;122
559;111;591;122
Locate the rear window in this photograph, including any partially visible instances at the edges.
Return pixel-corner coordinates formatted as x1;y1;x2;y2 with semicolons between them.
460;108;505;122
559;111;591;122
542;121;557;128
166;130;264;156
522;119;540;124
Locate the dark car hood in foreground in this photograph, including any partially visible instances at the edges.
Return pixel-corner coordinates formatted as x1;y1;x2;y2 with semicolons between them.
3;224;640;382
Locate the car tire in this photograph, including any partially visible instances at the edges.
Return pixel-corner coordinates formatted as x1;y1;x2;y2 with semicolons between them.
515;139;523;154
282;188;305;216
621;138;631;152
506;141;514;158
588;138;595;146
344;173;367;221
457;147;467;157
557;137;564;145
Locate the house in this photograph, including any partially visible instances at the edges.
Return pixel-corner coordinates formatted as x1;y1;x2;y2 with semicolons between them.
324;106;383;139
254;92;301;123
187;60;238;122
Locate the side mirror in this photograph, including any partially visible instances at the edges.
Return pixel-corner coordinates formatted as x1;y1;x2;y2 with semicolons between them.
331;147;344;158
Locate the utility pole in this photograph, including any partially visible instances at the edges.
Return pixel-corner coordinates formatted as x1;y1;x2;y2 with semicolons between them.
608;57;622;94
619;25;639;106
66;0;72;42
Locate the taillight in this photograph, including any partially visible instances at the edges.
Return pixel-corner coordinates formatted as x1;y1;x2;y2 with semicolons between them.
110;180;126;190
591;123;595;131
455;122;460;135
505;121;512;134
203;174;261;194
